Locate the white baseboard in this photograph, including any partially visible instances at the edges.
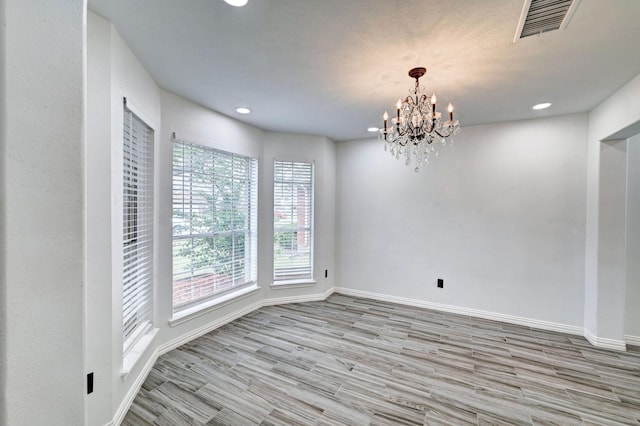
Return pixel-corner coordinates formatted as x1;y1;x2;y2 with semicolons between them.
159;301;264;355
111;288;334;425
333;287;584;336
625;334;640;346
263;287;334;307
333;287;635;352
112;343;159;426
584;329;627;351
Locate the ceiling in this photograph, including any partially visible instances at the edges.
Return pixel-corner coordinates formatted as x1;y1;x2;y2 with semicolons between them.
88;0;640;141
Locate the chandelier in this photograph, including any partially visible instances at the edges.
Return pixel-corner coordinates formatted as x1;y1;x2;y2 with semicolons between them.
379;67;460;171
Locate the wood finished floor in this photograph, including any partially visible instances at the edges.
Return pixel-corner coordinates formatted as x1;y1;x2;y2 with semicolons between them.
122;295;640;425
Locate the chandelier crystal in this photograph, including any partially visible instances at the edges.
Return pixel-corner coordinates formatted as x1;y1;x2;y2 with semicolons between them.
379;67;460;172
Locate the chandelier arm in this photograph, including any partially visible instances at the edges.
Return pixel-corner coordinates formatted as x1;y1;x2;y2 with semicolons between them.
422;116;435;134
434;127;455;138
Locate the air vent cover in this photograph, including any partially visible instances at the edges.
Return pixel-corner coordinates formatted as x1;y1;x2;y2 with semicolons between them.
515;0;581;40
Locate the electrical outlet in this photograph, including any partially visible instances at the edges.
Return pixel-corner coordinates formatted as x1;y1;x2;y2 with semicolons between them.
87;372;94;394
437;278;444;288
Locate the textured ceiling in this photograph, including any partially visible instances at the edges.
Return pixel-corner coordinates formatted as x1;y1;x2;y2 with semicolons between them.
88;0;640;141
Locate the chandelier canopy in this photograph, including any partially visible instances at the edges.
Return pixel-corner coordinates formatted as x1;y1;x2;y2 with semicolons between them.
379;67;460;171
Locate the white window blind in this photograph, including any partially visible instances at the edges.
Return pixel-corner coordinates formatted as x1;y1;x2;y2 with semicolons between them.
273;161;314;282
172;138;258;310
122;101;154;354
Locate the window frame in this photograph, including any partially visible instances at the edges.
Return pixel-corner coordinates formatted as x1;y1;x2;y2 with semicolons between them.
171;137;259;313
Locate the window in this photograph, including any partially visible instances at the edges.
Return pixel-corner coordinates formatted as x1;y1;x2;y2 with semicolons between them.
273;161;314;282
122;102;154;355
172;139;258;311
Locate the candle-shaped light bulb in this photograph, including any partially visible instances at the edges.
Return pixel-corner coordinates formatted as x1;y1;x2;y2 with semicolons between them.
431;93;437;116
396;99;401;123
383;110;388;131
447;102;454;121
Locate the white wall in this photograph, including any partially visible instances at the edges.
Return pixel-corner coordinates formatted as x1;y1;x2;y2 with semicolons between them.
86;14;336;424
109;14;164;423
0;0;5;418
86;12;113;424
585;73;640;344
156;93;336;356
336;114;588;327
86;11;164;425
1;1;86;424
155;89;266;347
593;138;628;346
260;132;336;300
625;134;640;339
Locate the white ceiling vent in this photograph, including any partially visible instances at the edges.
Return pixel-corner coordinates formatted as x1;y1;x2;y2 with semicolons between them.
514;0;581;41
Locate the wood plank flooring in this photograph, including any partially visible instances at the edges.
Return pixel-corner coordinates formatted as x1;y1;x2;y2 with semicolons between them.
122;295;640;425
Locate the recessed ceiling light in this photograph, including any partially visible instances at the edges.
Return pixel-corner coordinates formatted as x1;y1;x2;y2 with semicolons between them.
235;107;251;114
367;127;379;132
532;102;552;110
224;0;248;6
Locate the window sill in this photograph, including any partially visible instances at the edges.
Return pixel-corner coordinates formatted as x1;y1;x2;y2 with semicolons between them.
271;279;317;289
169;283;260;327
121;327;158;380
